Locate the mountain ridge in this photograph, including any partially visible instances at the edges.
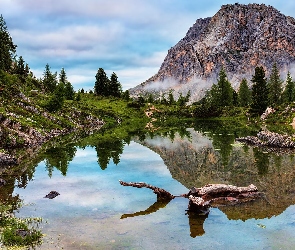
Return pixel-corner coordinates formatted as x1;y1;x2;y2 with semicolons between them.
130;3;295;101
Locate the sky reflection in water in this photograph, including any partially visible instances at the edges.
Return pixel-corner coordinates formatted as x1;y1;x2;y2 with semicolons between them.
13;137;295;249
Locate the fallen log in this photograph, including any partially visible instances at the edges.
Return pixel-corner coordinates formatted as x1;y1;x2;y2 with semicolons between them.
119;181;260;214
187;184;261;214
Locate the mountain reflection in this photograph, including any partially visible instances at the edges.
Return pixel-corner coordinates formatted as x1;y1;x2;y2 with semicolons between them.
2;120;295;239
137;121;295;222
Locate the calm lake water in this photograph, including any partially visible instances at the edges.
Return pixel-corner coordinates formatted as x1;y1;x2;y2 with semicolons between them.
7;124;295;249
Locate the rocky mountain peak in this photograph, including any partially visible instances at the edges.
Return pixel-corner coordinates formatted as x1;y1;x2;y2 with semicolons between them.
130;3;295;101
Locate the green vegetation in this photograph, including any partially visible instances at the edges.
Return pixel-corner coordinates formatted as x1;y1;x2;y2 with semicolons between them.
0;203;42;248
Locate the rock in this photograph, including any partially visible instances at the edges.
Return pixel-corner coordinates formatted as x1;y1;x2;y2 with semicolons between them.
44;191;60;199
260;107;276;120
237;130;295;148
0;178;6;186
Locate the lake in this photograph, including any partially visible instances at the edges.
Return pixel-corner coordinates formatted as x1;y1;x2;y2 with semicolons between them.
5;122;295;249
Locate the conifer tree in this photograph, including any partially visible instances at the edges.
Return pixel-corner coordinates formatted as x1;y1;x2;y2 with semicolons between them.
42;63;58;93
251;66;268;114
109;72;122;97
122;90;130;101
64;81;75;100
94;68;109;96
58;68;74;100
16;56;29;84
59;67;67;84
268;63;283;106
282;71;295;103
0;15;17;72
215;67;233;106
238;78;252;107
168;89;175;105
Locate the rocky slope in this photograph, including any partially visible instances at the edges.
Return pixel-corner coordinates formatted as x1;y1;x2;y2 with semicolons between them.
130;3;295;101
0;92;104;166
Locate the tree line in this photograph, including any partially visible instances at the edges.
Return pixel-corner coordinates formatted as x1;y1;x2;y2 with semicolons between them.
194;63;294;117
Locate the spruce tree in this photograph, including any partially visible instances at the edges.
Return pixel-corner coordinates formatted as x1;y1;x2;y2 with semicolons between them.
109;72;122;97
59;67;67;84
16;56;29;84
251;66;268;114
216;67;233;106
94;68;109;96
42;63;58;93
64;81;75;100
238;78;252;107
58;68;75;100
122;90;130;101
0;15;17;72
282;71;295;103
268;63;283;106
168;89;175;105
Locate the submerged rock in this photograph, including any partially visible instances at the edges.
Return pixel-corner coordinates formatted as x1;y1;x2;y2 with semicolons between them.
44;191;60;199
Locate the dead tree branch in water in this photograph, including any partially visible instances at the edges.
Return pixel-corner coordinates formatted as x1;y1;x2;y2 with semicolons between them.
119;181;261;214
119;180;175;200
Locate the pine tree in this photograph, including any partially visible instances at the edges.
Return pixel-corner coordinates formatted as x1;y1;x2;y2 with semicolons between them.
16;56;29;84
109;72;122;97
251;66;268;114
59;67;67;84
64;81;75;100
168;89;175;105
238;78;252;107
215;68;233;106
42;63;58;93
45;81;65;112
122;90;130;101
0;15;17;72
268;63;283;106
282;71;295;103
58;67;75;100
94;68;109;96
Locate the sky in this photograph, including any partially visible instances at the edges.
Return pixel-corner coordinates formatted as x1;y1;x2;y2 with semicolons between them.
1;0;295;91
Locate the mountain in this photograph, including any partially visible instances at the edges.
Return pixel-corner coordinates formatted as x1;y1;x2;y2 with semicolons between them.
130;3;295;101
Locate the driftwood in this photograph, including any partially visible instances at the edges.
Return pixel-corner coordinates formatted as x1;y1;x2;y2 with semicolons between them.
186;184;260;214
119;180;174;200
119;181;260;214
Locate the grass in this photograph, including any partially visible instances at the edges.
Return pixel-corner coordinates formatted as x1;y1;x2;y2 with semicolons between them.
0;204;43;248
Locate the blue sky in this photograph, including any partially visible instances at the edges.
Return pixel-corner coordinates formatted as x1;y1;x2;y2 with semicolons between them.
1;0;294;91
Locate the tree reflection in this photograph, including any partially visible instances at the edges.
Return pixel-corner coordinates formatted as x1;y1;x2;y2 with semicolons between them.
43;145;77;177
211;133;235;166
95;139;124;170
253;147;269;175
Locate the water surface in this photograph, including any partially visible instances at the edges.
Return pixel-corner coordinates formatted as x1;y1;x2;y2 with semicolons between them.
9;126;295;249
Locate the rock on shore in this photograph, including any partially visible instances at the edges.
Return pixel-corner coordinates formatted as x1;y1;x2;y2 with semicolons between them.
237;131;295;148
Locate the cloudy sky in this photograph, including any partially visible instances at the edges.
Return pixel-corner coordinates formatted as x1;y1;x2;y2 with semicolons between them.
1;0;295;91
